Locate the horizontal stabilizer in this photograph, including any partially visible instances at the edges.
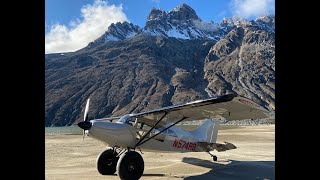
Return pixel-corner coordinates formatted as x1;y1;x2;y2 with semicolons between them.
197;141;237;152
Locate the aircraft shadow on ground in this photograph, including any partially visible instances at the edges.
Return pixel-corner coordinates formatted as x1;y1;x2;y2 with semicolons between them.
105;173;165;177
142;173;165;177
182;157;274;180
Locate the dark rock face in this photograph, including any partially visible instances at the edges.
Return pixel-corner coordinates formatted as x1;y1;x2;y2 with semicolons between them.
169;3;199;20
204;18;275;109
45;35;215;126
45;4;275;126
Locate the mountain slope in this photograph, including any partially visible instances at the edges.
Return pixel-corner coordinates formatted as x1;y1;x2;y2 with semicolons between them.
45;4;275;126
45;35;215;126
204;17;275;109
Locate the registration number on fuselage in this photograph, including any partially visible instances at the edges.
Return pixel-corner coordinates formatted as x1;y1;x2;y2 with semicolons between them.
172;139;196;151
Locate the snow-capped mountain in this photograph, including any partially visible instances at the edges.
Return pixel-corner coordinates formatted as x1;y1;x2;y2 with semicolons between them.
220;16;274;33
46;4;275;126
90;4;274;46
144;3;228;40
253;16;275;33
91;21;142;45
90;3;233;45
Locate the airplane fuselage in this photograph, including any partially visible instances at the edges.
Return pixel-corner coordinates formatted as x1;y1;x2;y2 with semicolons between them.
87;119;219;153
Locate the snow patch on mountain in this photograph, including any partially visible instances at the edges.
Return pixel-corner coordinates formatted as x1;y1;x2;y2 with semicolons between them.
166;26;189;39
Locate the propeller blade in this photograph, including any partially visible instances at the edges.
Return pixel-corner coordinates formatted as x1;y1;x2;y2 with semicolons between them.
79;98;91;143
84;99;90;121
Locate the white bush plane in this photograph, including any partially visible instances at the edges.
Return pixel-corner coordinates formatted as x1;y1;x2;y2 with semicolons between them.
77;94;270;179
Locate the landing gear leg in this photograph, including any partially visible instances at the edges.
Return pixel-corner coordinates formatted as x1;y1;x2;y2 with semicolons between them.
117;150;144;180
208;151;218;161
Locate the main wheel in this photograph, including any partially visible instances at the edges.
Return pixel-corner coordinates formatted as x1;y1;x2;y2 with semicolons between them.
116;151;144;180
96;148;119;175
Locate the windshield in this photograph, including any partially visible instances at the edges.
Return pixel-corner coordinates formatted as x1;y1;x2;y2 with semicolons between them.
117;115;132;125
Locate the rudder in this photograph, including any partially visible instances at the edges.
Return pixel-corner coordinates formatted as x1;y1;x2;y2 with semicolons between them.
189;119;219;143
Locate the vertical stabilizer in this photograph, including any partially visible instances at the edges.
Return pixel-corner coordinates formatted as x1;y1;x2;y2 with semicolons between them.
190;119;219;143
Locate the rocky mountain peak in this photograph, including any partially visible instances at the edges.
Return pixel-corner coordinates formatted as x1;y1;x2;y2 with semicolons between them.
107;21;140;35
170;3;199;20
89;21;141;46
148;8;166;20
254;16;275;32
144;3;226;40
255;16;274;24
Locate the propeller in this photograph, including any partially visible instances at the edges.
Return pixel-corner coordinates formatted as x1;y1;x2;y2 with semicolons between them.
84;98;90;122
77;99;92;142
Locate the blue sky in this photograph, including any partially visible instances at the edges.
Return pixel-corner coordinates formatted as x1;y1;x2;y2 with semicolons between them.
46;0;234;29
45;0;274;53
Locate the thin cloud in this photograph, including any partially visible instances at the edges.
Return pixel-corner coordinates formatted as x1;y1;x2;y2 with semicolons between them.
230;0;275;19
45;0;128;54
217;10;227;19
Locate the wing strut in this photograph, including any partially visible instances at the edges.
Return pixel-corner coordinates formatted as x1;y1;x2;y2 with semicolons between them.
135;115;187;147
135;112;168;147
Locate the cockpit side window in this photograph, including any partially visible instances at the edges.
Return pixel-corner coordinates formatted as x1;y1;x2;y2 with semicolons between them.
155;126;177;137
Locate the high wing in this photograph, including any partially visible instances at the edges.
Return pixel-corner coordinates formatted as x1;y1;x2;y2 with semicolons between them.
130;94;271;127
91;116;123;122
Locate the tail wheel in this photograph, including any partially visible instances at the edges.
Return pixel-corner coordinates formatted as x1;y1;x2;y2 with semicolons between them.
96;148;119;175
117;151;144;180
213;155;217;161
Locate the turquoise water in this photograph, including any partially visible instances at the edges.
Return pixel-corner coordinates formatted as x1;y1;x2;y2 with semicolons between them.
45;126;82;135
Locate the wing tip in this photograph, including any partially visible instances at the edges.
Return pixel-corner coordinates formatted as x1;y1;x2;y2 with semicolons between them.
233;95;270;112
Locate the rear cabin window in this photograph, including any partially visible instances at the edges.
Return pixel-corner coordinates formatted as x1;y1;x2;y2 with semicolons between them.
136;123;177;141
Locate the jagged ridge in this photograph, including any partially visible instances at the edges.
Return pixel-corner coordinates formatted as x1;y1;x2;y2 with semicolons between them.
45;4;275;126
